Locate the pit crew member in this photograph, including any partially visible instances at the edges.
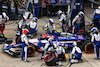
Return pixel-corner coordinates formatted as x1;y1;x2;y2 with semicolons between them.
0;12;9;23
91;27;100;60
21;29;29;62
43;18;55;34
72;11;84;34
57;10;66;32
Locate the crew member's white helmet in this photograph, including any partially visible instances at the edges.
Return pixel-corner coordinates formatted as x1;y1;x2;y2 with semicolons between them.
49;18;54;24
73;42;77;46
33;17;37;22
2;12;7;18
91;27;98;33
23;16;27;21
78;11;84;16
57;10;63;16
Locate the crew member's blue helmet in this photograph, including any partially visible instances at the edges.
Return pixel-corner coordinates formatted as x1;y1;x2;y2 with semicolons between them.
57;10;62;16
33;17;38;22
91;27;98;33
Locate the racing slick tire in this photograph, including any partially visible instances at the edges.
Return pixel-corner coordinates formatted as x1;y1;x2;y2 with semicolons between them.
44;53;57;66
28;46;35;57
83;40;94;53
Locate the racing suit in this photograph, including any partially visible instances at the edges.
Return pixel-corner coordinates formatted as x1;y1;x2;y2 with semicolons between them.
21;34;29;62
72;15;83;34
41;38;55;59
0;15;9;23
33;0;39;17
71;46;82;59
56;45;66;61
91;33;100;59
92;9;100;31
28;21;37;33
44;23;55;34
18;20;28;35
59;14;66;32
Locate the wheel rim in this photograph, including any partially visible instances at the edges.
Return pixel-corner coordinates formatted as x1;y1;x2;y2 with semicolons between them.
28;46;35;56
85;42;94;53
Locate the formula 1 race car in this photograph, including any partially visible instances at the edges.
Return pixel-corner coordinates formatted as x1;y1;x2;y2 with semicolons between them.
16;30;94;53
27;32;86;52
40;31;95;53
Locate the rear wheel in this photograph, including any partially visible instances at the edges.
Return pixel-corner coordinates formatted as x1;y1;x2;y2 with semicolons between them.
83;40;94;53
28;46;35;57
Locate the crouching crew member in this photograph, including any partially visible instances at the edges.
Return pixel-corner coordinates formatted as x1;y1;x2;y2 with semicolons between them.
43;18;55;34
28;17;38;33
41;35;55;59
56;43;66;61
71;42;82;63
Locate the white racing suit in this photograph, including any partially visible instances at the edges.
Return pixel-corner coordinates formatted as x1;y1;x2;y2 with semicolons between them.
44;23;55;34
28;21;37;34
59;14;66;32
91;33;100;58
71;46;82;59
56;45;66;61
41;37;55;59
21;34;29;61
72;15;83;34
41;41;55;59
0;15;9;23
17;20;28;35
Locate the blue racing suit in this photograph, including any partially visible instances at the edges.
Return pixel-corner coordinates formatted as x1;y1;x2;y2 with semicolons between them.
33;0;39;17
92;9;100;31
91;33;100;58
